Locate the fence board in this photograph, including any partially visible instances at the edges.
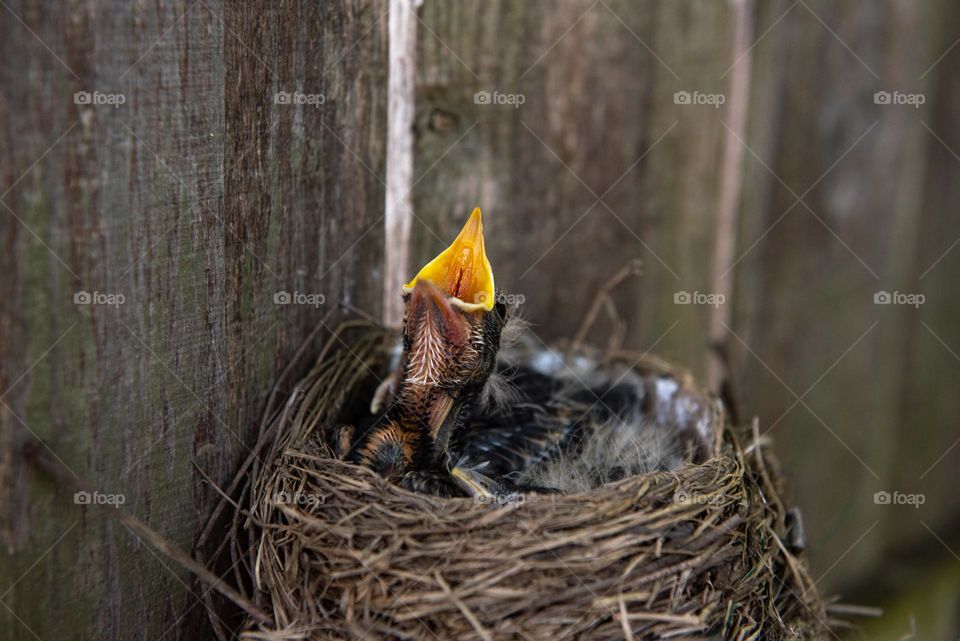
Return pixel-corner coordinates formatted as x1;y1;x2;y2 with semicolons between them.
0;1;386;638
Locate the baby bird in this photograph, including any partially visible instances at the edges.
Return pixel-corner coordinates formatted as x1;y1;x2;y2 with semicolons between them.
448;333;712;499
340;208;508;493
335;209;713;500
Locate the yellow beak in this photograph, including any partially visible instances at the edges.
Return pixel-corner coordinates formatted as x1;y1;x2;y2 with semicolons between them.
451;466;495;499
402;207;495;312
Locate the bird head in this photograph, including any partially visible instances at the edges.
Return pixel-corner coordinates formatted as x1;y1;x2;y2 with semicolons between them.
399;208;507;456
401;208;505;382
348;207;507;479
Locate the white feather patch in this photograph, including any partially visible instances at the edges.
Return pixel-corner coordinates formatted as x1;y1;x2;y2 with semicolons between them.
405;309;447;386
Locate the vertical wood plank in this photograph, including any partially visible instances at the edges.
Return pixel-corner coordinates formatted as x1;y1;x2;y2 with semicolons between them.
412;0;734;382
894;0;960;559
0;1;387;638
384;0;419;328
730;0;938;589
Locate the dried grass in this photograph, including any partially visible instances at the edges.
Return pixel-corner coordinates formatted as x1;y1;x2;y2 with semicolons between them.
211;320;830;640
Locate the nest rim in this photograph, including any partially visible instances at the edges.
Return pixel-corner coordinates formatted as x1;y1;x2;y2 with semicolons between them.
226;319;831;641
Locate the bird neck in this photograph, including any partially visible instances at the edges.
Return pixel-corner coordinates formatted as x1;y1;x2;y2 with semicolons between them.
392;381;474;463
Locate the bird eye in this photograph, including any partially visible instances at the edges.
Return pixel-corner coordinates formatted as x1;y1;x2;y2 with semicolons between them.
494;300;507;321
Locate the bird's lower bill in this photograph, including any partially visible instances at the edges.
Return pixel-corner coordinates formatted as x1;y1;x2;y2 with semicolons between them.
450;466;498;500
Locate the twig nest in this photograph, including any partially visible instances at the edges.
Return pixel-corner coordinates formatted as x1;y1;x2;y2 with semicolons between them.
242;321;830;640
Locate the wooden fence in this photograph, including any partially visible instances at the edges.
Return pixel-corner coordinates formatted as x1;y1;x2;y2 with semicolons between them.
1;1;958;638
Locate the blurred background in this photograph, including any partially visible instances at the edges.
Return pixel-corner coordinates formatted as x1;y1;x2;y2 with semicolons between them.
1;1;958;639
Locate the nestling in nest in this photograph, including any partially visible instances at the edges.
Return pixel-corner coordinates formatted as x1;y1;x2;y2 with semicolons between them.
230;207;832;640
332;207;711;500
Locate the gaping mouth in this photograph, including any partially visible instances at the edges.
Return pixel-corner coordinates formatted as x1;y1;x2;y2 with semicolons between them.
402;207;495;312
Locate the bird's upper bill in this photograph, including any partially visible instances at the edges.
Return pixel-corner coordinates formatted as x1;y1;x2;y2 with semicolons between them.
402;207;495;312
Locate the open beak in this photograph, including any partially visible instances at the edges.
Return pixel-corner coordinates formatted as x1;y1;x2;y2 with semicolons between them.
403;207;495;312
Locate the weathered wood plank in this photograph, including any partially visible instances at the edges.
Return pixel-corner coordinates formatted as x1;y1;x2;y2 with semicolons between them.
412;0;734;381
0;1;387;638
729;0;941;591
893;0;960;562
1;2;957;638
413;0;959;605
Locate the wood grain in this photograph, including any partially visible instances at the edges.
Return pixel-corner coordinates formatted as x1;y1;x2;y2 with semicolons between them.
730;0;947;591
0;1;386;638
0;1;957;638
412;0;734;381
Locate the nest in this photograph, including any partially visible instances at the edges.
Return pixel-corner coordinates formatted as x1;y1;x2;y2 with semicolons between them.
214;319;830;640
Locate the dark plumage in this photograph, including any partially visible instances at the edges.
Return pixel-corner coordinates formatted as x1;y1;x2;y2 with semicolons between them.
448;333;684;498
